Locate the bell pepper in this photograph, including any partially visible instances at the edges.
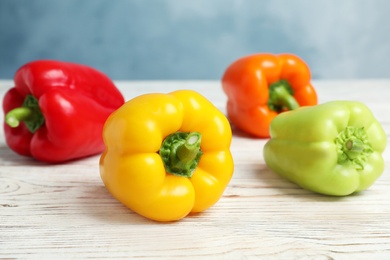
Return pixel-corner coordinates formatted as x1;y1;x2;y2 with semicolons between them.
3;60;125;163
263;101;387;196
222;53;318;138
99;90;234;222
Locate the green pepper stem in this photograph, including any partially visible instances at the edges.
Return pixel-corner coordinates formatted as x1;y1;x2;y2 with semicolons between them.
344;139;365;160
5;107;33;128
335;126;373;170
159;132;202;178
346;139;364;151
268;80;299;112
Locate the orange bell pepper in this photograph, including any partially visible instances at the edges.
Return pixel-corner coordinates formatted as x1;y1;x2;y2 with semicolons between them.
222;53;318;138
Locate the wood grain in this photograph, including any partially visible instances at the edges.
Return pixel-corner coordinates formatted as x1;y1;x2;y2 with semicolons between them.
0;80;389;259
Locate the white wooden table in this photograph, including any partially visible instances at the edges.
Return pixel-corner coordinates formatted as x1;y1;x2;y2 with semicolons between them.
1;80;389;259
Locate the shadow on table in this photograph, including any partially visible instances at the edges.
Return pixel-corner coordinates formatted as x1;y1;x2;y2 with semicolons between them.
230;124;258;138
0;143;102;167
0;144;47;166
80;185;181;225
256;165;363;202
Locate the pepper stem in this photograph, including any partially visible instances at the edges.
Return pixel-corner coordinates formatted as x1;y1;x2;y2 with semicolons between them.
335;126;373;170
345;139;364;159
268;80;299;112
177;133;201;162
5;107;33;128
4;94;44;133
159;132;202;178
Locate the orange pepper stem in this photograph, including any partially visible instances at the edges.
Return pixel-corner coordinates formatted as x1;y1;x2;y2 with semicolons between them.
5;94;44;133
268;80;299;112
159;132;202;178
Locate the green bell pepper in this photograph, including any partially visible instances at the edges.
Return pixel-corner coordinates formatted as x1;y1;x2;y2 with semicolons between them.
263;100;387;196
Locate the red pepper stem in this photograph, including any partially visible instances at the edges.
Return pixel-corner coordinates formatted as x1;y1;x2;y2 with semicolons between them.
5;107;33;128
268;80;299;112
4;95;45;133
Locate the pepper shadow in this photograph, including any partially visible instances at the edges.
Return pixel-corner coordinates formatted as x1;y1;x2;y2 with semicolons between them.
230;124;259;139
80;185;185;225
0;143;105;166
257;164;363;202
0;144;47;166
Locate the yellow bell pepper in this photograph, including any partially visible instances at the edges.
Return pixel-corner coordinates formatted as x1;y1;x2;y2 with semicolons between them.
99;90;234;222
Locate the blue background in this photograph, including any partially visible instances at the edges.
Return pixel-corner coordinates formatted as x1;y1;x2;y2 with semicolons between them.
1;0;390;80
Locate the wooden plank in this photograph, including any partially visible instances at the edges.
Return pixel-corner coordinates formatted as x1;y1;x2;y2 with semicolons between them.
0;80;389;259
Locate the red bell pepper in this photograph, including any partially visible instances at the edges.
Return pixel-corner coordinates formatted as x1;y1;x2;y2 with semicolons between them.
2;60;125;163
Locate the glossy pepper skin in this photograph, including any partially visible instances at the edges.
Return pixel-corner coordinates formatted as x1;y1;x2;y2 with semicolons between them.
222;53;318;138
263;101;387;196
100;90;234;222
3;60;125;163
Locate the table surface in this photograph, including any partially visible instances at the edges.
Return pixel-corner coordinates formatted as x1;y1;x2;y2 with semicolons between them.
0;80;389;259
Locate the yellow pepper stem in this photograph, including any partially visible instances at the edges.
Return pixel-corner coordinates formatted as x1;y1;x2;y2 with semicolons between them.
177;133;201;161
159;132;202;178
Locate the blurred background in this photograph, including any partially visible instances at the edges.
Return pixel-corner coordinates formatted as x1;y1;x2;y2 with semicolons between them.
1;0;389;80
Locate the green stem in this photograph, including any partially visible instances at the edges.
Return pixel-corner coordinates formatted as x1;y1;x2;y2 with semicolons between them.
4;95;44;133
5;107;34;128
345;139;364;159
177;132;201;161
335;126;373;170
159;132;202;178
268;80;299;112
